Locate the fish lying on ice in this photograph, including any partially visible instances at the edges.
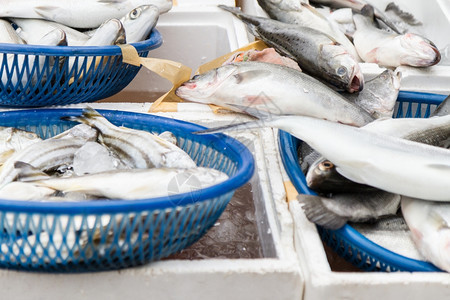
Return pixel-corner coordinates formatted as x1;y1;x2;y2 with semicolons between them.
15;162;228;200
13;18;90;46
0;124;98;187
0;0;173;28
401;196;450;272
352;7;440;67
62;107;197;169
219;5;364;93
255;0;361;61
196;113;450;201
0;126;42;165
176;62;374;127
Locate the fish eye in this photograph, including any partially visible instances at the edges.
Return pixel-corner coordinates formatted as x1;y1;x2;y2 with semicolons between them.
336;66;347;76
130;9;141;19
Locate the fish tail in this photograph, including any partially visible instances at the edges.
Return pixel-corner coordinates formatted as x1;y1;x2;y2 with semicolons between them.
194;104;277;135
14;161;50;182
218;5;262;27
60;106;102;125
297;194;348;230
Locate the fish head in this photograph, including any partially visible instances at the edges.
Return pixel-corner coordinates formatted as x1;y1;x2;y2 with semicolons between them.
306;158;335;189
176;65;240;102
121;5;159;42
319;44;364;93
399;34;441;67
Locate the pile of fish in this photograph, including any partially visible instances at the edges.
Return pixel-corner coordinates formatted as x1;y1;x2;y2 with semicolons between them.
0;0;173;46
0;0;173;88
0;107;228;201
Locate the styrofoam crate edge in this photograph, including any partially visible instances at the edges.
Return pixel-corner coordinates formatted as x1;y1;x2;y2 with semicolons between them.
288;200;450;300
0;103;303;300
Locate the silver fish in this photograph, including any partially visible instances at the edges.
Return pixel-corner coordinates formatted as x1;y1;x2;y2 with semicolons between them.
344;69;401;118
256;0;361;61
120;5;159;43
0;124;98;187
176;62;374;127
298;191;400;230
20;167;229;200
306;113;450;193
401;196;450;272
352;11;440;67
309;0;402;34
432;95;450;117
0;127;42;165
197;114;450;201
306;156;375;193
13;18;89;46
62;107;197;169
0;0;172;28
219;5;364;93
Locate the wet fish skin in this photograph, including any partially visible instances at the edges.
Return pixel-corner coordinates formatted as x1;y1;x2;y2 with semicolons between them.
219;5;364;93
344;69;401;118
176;62;374;127
197;114;450;201
12;18;90;46
401;196;450;272
62;107;197;169
306;114;450;193
432;95;450;117
0;0;172;28
298;191;400;230
22;167;229;200
120;5;159;43
352;12;440;67
0;127;42;165
306;156;375;193
256;0;361;61
0;124;98;187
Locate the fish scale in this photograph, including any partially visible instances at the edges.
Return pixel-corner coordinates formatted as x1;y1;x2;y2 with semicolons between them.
63;107;197;169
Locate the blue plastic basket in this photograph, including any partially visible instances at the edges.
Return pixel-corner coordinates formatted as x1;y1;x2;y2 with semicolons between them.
0;30;162;107
0;108;254;272
278;91;447;272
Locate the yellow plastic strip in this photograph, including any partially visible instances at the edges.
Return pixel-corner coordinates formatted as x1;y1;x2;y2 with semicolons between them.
195;40;268;74
284;180;299;203
118;41;268;112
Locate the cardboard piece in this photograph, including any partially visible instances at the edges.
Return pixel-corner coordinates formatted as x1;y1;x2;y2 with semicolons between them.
119;41;268;113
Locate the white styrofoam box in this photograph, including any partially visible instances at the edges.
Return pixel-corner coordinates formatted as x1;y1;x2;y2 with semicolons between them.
241;0;450;94
289;199;450;300
104;5;251;102
2;103;303;300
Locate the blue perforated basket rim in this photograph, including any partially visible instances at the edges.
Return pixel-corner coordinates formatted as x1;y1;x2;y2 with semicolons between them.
278;90;447;272
0;108;255;214
0;29;162;56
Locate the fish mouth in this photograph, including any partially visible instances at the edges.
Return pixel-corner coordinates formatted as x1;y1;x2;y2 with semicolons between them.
430;44;441;66
348;72;364;93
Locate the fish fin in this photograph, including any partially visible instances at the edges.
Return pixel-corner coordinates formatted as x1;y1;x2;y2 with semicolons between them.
60;106;102;124
385;2;422;26
14;161;50;182
193;120;265;135
364;47;379;63
300;3;327;21
297;194;348;230
360;4;375;19
218;5;261;27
